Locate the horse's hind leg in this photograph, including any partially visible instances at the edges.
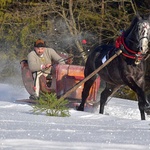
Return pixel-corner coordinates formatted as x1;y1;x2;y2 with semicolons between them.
77;75;97;111
100;83;120;114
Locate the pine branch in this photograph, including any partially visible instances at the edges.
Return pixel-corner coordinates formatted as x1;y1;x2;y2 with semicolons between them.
32;93;70;117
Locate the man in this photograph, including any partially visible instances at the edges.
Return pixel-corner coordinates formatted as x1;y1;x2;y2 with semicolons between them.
27;39;65;100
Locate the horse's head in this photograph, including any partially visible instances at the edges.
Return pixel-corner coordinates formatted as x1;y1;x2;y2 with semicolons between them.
118;14;150;64
137;14;150;54
124;14;150;55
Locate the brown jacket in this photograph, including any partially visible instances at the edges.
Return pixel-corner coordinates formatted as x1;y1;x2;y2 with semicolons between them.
28;48;65;74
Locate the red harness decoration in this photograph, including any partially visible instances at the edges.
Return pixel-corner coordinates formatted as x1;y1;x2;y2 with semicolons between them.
115;35;143;60
115;36;122;49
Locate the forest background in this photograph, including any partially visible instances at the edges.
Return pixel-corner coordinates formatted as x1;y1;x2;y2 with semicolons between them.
0;0;150;100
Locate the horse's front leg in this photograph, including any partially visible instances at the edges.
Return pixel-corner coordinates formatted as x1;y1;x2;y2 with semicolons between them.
138;95;147;120
100;84;119;114
137;87;150;120
135;87;150;120
77;76;96;111
125;77;149;120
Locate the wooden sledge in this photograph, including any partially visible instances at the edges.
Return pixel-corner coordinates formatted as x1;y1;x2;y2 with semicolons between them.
18;60;100;106
20;60;35;96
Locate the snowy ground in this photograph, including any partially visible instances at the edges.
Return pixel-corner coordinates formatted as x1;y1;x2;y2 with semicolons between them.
0;84;150;150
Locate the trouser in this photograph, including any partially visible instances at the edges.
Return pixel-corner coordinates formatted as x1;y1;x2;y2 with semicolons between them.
33;71;48;97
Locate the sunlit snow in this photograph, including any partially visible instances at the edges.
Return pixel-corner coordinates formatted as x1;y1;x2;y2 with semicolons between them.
0;84;150;150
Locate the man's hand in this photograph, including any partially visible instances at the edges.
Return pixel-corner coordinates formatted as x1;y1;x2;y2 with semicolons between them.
41;64;51;70
45;64;51;69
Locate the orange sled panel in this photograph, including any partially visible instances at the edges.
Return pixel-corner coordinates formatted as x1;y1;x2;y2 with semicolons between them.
55;64;100;101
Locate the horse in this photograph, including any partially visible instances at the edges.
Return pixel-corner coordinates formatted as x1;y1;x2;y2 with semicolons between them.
77;14;150;120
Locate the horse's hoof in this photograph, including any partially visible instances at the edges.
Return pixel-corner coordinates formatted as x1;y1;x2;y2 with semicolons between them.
76;105;84;111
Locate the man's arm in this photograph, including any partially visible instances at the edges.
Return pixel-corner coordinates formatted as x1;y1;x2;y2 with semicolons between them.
27;52;41;72
48;48;65;64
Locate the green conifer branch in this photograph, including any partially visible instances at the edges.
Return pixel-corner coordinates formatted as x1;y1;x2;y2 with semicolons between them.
32;93;70;117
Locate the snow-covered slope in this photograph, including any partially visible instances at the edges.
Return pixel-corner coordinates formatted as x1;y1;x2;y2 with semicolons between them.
0;84;150;150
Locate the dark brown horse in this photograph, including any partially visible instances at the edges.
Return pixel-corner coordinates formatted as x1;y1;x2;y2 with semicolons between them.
77;14;150;120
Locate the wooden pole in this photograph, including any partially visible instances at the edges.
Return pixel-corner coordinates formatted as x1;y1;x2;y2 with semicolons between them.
59;49;122;100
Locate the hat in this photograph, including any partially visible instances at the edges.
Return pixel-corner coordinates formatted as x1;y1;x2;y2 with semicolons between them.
34;39;46;47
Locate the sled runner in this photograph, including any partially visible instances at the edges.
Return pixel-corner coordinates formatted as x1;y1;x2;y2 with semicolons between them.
16;99;37;104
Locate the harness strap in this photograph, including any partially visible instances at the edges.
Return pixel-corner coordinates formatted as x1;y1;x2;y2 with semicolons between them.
115;34;143;60
122;52;143;60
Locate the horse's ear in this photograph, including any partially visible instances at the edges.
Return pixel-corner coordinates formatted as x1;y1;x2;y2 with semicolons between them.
136;12;142;20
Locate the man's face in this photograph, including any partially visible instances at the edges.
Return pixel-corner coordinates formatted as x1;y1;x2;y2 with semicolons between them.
34;47;45;56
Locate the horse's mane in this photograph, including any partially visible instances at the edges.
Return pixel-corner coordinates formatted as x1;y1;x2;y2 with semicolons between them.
124;15;140;37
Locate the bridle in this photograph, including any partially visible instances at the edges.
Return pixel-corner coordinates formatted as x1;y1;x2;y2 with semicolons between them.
115;34;143;64
115;20;150;64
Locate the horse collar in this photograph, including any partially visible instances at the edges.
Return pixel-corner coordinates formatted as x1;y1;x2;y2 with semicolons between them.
115;34;143;64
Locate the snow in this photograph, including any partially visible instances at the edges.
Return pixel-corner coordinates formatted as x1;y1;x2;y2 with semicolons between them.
0;84;150;150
